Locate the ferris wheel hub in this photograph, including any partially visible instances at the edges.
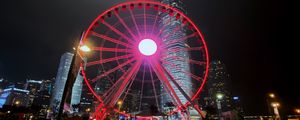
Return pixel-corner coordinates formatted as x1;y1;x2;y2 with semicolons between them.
138;39;157;56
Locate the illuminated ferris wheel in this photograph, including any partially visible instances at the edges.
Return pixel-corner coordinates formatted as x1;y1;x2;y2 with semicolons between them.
79;1;209;119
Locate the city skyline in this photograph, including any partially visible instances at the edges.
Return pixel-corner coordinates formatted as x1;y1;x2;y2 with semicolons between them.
0;0;296;116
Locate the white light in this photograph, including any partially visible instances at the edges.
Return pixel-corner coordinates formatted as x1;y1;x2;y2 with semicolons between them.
216;93;224;100
80;45;91;52
138;39;157;56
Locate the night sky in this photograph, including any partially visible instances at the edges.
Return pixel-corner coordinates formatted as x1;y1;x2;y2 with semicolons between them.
0;0;296;115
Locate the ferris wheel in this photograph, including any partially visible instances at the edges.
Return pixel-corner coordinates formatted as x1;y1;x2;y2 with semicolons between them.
79;1;209;119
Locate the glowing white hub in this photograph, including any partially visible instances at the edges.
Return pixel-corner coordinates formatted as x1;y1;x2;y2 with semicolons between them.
138;39;157;56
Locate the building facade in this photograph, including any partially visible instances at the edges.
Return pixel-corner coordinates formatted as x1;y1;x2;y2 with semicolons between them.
50;52;83;113
159;0;200;119
207;60;232;112
0;87;30;108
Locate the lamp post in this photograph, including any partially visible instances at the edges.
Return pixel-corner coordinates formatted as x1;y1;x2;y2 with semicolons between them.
216;93;224;120
271;102;280;120
117;100;123;110
266;93;275;117
56;35;90;119
295;108;300;114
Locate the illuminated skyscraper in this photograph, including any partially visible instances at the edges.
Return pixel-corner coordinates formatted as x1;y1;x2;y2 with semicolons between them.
159;0;197;118
206;60;233;112
50;52;83;112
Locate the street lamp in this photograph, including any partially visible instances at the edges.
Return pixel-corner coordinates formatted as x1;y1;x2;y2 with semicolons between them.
56;33;91;119
216;93;224;120
85;108;91;112
269;93;275;98
79;45;91;52
295;108;300;114
216;93;224;100
117;100;123;106
271;102;280;120
15;100;20;106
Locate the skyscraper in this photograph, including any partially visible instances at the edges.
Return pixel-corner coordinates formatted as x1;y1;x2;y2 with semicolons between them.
159;0;198;118
205;60;233;112
50;52;83;113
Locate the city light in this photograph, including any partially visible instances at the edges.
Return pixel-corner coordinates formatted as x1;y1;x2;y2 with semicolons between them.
79;45;91;52
85;108;91;112
117;100;123;105
233;96;239;100
269;93;275;98
138;39;157;56
216;93;224;100
295;108;300;114
271;102;280;108
15;100;20;105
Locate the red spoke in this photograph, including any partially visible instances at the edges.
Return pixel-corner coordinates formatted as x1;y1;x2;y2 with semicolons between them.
129;9;142;38
138;65;146;111
161;60;203;82
194;104;206;119
148;64;160;111
102;65;134;99
91;58;135;82
102;61;138;105
155;16;172;38
119;68;138;109
144;7;147;35
150;60;183;106
160;55;206;66
81;65;103;103
107;61;142;107
162;23;185;40
90;31;133;47
102;21;135;44
92;47;131;53
163;46;204;53
87;54;133;67
162;32;197;48
161;63;193;103
150;12;159;35
114;13;138;40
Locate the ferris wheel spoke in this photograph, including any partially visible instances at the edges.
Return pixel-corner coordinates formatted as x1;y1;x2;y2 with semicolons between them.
102;21;135;44
107;61;142;107
81;66;103;103
160;60;203;82
129;9;142;38
148;64;160;111
155;16;172;38
91;58;136;83
160;55;206;66
162;32;198;48
119;68;139;110
150;60;183;106
161;63;193;103
162;23;185;40
90;31;133;48
86;54;134;67
92;47;132;53
114;13;139;41
150;11;159;35
102;64;135;100
164;46;204;53
138;64;146;111
143;7;147;35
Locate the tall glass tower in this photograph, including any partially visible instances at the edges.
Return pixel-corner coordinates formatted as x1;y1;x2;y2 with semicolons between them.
159;0;195;117
50;52;83;112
